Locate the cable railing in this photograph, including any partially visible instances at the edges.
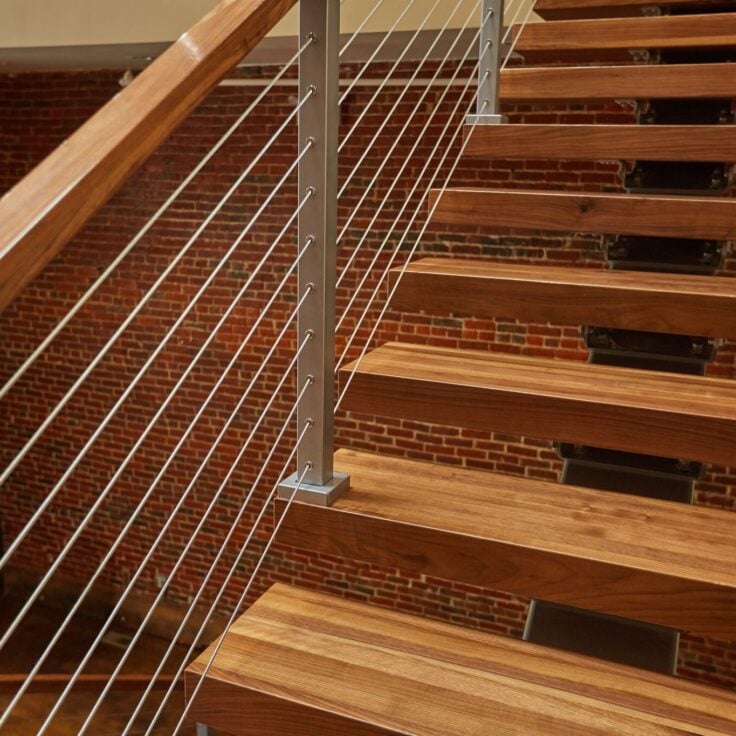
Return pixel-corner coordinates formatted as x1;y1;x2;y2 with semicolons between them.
336;0;534;389
0;0;535;732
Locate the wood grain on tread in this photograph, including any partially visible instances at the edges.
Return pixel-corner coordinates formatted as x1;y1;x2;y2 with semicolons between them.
534;0;730;20
339;342;736;466
514;12;736;52
464;124;736;162
429;188;736;240
390;258;736;339
0;0;296;314
278;449;736;638
500;63;736;101
185;584;736;735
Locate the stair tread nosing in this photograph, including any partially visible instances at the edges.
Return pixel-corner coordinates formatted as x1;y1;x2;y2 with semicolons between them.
185;584;736;736
339;342;736;465
428;187;736;241
463;124;736;162
391;257;736;339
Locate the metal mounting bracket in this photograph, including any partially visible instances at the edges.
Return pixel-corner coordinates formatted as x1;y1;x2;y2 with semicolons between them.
466;113;508;126
278;471;350;507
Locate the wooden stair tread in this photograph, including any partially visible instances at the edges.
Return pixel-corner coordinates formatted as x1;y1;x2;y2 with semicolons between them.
277;449;736;637
185;584;736;736
464;124;736;162
534;0;731;21
500;63;736;101
428;187;736;241
339;342;736;465
390;257;736;339
514;12;736;52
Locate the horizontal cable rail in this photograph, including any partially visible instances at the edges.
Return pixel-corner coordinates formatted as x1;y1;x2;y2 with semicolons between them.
130;402;315;736
0;0;535;732
0;150;311;593
171;452;313;735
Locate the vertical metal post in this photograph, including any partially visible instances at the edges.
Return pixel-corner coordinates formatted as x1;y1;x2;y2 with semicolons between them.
467;0;508;125
279;0;349;506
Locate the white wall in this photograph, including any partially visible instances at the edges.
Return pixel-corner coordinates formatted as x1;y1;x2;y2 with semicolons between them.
0;0;537;49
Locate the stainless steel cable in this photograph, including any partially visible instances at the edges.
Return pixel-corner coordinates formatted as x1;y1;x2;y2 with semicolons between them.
339;0;424;105
0;38;313;403
339;0;389;57
335;0;526;263
157;7;537;731
122;395;315;736
0;90;313;500
334;24;492;337
0;195;310;648
0;128;312;570
35;347;315;736
335;77;490;374
502;0;532;44
0;245;313;728
115;13;494;736
2;2;539;732
337;0;446;156
336;0;535;409
170;5;539;733
335;0;486;290
335;0;529;350
169;7;538;731
337;0;475;206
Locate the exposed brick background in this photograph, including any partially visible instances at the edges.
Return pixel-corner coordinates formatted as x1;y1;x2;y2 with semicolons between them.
1;57;735;700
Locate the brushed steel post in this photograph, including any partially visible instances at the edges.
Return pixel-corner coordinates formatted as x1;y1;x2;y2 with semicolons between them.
279;0;349;506
467;0;508;125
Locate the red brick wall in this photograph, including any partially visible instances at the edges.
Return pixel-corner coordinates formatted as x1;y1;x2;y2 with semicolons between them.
1;64;735;690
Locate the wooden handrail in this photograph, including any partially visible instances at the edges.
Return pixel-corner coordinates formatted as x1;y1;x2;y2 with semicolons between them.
0;673;182;694
0;0;297;314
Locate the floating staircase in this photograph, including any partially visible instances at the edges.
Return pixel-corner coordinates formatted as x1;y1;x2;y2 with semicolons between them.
186;0;736;732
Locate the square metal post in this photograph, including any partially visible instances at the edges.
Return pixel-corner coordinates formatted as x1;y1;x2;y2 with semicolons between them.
278;0;349;506
467;0;508;125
